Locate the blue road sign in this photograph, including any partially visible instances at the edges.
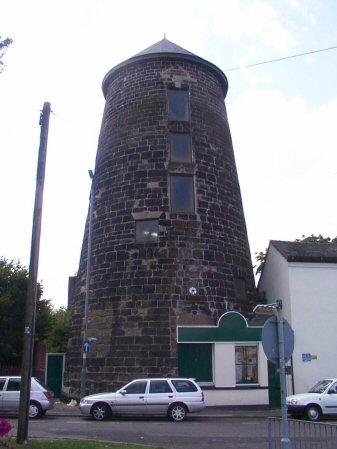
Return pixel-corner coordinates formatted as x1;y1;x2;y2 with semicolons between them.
83;341;90;353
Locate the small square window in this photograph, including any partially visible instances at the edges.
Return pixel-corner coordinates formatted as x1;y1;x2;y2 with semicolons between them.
136;220;158;242
170;175;195;213
170;133;192;163
168;89;189;121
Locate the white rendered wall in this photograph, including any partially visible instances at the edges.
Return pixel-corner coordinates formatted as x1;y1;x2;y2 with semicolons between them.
259;245;292;321
204;388;269;406
288;263;337;393
207;342;269;406
259;245;337;395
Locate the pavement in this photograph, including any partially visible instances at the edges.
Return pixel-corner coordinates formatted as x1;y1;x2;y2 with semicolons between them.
51;400;281;419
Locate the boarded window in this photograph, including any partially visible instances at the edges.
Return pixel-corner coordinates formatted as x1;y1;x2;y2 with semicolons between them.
178;344;213;383
168;89;189;121
170;133;192;163
170;175;194;213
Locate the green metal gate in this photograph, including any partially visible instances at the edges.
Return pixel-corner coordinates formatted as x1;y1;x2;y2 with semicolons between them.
46;353;65;397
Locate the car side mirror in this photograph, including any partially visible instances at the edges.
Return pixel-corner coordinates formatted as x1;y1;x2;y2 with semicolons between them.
328;389;336;395
120;390;127;395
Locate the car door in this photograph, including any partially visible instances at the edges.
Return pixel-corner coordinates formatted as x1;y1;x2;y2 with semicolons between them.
113;380;148;415
0;378;7;411
147;380;175;414
322;381;337;415
2;378;21;411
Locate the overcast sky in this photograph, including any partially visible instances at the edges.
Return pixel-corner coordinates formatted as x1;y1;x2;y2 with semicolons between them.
1;0;337;308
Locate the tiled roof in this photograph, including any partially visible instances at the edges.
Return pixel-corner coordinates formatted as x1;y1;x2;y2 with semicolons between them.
270;240;337;263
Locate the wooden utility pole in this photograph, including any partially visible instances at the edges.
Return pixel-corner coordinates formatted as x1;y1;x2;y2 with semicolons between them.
17;102;51;444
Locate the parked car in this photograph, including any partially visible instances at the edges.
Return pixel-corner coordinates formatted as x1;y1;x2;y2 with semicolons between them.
80;377;206;422
286;378;337;421
0;376;55;419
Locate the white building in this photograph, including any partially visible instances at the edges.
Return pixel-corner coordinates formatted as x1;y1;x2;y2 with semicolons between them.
258;240;337;395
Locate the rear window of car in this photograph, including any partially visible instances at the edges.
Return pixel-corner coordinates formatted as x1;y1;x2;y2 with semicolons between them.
32;377;52;392
171;380;198;393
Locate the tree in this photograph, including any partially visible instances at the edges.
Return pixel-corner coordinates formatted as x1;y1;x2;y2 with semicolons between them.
0;36;13;73
254;234;337;275
44;307;71;353
0;258;54;366
295;234;337;243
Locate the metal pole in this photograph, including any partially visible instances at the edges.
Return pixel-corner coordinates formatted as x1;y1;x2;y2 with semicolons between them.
276;299;292;449
17;102;51;444
80;170;94;398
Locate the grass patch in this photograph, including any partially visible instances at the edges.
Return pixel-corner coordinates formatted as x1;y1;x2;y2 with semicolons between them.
11;440;163;449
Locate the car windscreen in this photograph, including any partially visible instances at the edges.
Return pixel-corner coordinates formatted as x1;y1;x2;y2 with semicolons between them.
308;380;332;393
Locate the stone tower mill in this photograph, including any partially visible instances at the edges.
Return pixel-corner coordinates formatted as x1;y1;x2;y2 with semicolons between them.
64;38;256;397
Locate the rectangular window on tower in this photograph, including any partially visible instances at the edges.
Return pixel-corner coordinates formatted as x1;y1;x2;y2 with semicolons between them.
170;133;192;163
235;345;258;385
135;220;158;242
170;175;195;213
168;89;189;121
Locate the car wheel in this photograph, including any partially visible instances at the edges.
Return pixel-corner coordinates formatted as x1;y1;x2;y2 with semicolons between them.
305;405;321;421
29;401;43;419
168;403;187;422
91;403;111;421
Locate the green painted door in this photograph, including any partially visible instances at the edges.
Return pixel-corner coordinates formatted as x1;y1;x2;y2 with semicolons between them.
46;354;65;397
178;344;213;382
268;361;281;407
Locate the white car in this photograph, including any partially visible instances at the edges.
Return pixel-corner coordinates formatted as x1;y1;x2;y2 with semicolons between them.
0;376;55;419
80;378;206;422
286;378;337;421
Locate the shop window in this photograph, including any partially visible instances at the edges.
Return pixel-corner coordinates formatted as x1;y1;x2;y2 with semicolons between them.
168;89;189;121
136;220;158;242
235;345;258;384
170;175;195;213
170;132;192;163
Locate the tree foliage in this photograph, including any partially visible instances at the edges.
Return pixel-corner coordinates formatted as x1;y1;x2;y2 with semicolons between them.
254;234;337;276
44;307;71;353
0;258;70;366
0;36;13;73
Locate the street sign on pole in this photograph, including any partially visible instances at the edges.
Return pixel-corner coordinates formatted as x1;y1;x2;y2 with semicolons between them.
83;341;90;353
261;300;294;449
262;315;294;366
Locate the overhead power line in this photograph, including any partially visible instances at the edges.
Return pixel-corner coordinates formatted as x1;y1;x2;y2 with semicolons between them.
225;45;337;72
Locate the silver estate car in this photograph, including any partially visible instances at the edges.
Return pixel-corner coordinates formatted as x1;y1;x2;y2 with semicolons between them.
0;376;55;419
80;378;206;422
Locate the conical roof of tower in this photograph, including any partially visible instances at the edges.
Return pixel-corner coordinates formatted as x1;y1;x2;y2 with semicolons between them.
102;38;228;97
134;37;196;57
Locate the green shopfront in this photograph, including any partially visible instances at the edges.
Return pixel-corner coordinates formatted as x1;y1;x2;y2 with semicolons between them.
177;311;278;407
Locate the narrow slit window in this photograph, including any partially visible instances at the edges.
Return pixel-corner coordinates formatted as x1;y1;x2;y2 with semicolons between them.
170;175;195;213
170;133;192;163
168;89;189;121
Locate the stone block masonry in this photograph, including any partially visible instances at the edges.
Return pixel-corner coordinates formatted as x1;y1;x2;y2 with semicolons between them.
64;40;257;397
